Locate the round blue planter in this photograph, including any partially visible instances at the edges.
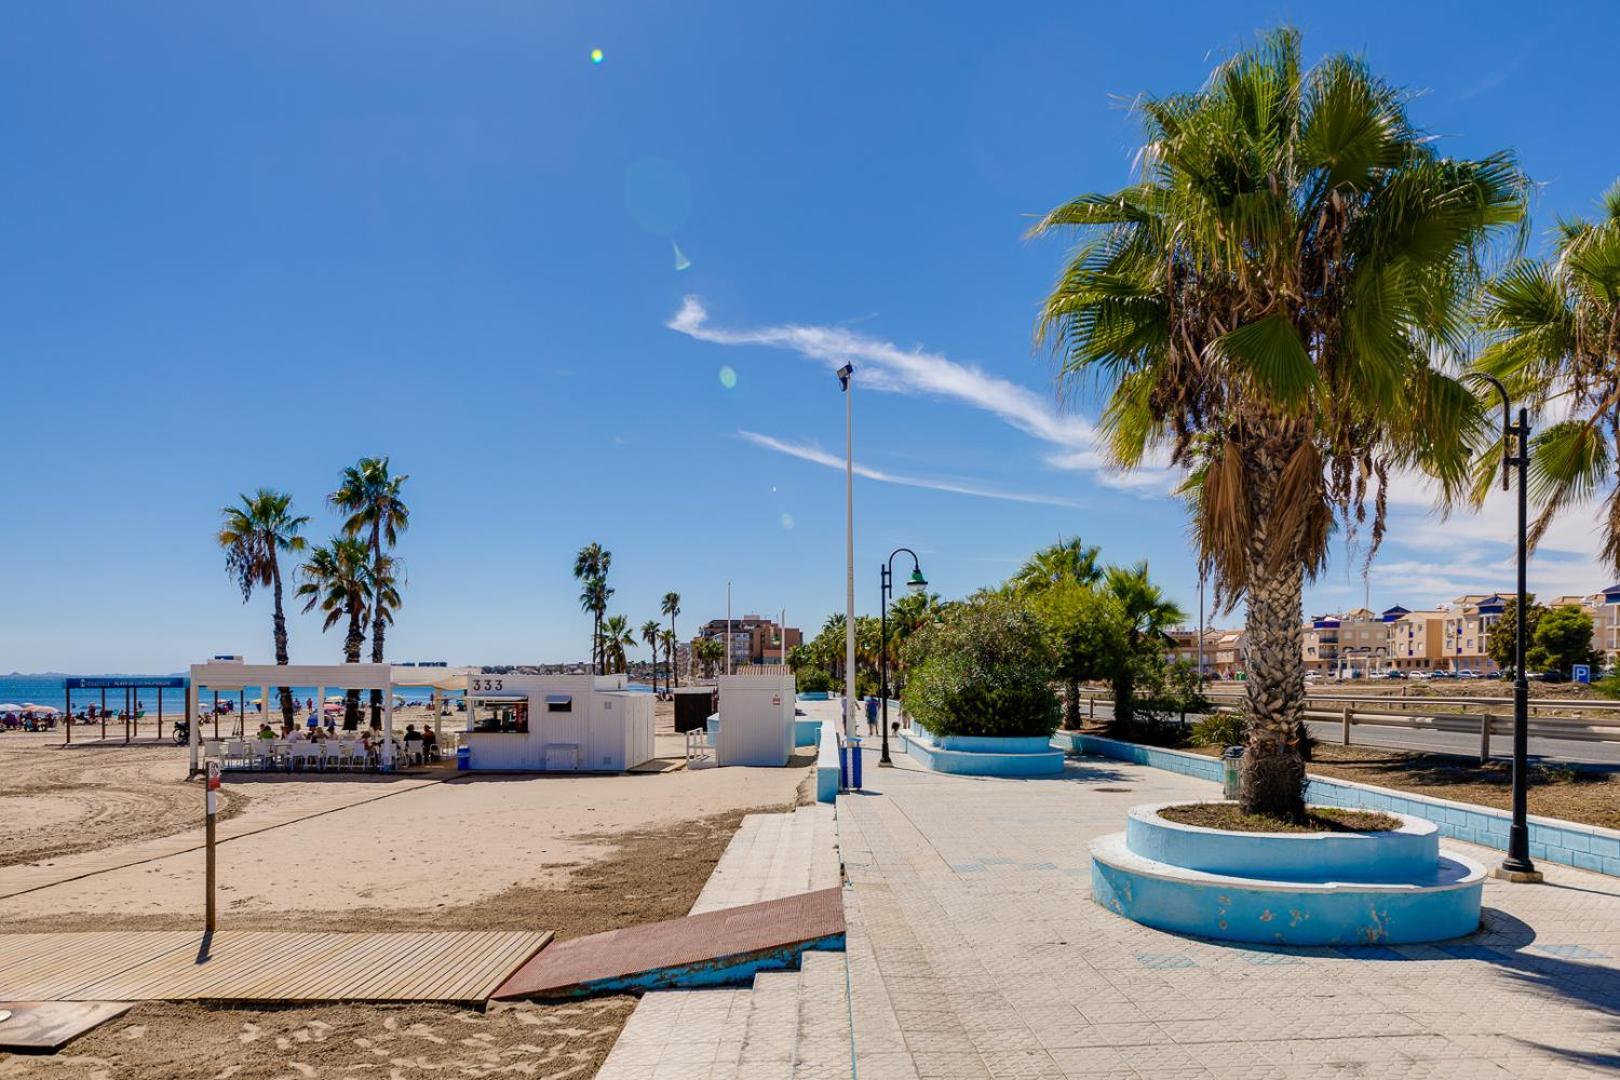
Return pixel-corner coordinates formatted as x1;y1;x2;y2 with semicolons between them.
1126;803;1439;883
900;728;1065;778
1090;801;1484;946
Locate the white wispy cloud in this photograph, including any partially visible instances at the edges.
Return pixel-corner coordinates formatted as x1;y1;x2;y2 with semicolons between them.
738;430;1084;508
670;296;1178;493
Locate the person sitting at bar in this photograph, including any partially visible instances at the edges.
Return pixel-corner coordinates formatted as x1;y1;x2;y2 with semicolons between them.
256;723;275;740
422;724;438;762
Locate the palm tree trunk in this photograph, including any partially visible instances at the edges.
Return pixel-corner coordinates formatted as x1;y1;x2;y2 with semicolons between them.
1239;447;1308;820
270;557;296;728
669;618;679;689
368;523;384;728
1064;677;1080;730
344;604;365;731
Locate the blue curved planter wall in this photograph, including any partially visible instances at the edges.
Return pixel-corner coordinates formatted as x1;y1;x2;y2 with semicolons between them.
1126;805;1439;883
1091;838;1485;946
901;729;1065;778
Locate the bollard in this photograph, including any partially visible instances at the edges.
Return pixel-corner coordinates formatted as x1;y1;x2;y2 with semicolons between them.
1479;714;1491;765
1341;705;1352;746
850;736;863;791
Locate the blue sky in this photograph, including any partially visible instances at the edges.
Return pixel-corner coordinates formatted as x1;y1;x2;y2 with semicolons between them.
3;2;1617;672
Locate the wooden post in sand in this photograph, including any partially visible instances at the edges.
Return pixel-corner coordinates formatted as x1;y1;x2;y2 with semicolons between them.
205;760;220;931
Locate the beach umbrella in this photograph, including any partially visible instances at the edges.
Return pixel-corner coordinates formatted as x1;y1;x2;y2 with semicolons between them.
22;703;57;713
0;704;22;713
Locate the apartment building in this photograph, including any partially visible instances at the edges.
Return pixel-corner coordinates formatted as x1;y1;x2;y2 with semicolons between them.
1211;631;1247;680
1303;607;1393;675
696;615;803;669
1166;629;1225;674
1548;590;1618;666
1441;595;1505;674
1389;609;1446;671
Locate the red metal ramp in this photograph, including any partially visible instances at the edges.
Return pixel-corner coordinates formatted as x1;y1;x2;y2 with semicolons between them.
491;887;845;1000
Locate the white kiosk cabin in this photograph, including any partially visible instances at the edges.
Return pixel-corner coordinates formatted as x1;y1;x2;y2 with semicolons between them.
716;670;795;767
463;673;654;772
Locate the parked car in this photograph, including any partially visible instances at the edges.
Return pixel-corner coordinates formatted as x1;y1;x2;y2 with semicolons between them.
1376;670;1408;680
1456;671;1480;679
1529;671;1566;683
1429;669;1456;679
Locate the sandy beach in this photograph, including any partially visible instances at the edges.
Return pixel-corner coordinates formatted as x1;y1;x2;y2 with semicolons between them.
0;700;816;1077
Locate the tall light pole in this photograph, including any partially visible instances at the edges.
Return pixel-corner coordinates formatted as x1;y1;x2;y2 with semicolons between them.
726;581;733;676
1196;569;1206;680
879;549;926;767
838;363;856;740
1469;372;1540;883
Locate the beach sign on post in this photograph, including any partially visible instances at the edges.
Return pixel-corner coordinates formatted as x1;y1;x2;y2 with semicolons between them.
205;761;220;932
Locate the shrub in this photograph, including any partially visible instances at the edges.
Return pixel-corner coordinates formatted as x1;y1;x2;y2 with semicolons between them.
1190;710;1247;748
902;593;1059;738
796;668;832;694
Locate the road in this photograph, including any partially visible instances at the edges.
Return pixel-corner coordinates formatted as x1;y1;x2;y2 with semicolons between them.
1081;699;1620;767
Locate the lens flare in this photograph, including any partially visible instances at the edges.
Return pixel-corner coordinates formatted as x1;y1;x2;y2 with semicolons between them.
590;48;604;64
718;366;737;389
780;513;795;530
672;240;691;271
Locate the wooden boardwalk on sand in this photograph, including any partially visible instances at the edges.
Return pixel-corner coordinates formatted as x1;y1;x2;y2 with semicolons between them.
0;930;552;1005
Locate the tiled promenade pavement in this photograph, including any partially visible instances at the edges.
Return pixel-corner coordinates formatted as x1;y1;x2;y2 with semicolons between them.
839;745;1620;1080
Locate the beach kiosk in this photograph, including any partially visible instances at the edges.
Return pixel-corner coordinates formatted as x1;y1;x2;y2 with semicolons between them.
461;672;654;772
715;670;795;767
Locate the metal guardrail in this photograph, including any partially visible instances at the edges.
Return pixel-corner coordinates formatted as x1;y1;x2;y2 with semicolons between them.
1074;688;1620;762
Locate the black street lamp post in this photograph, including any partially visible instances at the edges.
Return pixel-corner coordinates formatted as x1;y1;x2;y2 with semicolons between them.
1469;373;1541;883
879;548;927;768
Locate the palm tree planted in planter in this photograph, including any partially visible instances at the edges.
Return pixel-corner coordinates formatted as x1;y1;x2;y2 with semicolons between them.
1030;28;1524;818
1476;180;1620;566
1102;562;1186;728
331;457;409;727
661;592;682;688
218;489;309;727
295;537;374;729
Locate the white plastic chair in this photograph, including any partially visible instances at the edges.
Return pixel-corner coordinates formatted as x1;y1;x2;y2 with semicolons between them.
321;741;344;771
290;743;320;771
224;739;246;769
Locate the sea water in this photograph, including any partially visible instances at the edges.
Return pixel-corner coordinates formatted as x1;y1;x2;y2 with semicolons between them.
0;675;653;712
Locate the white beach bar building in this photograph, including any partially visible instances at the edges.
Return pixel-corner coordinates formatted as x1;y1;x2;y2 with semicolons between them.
462;672;655;772
186;659;476;774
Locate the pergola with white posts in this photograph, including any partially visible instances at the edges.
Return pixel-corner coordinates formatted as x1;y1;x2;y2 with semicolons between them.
187;660;469;775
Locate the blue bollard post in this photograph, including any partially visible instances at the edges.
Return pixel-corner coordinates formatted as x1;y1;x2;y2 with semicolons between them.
850;736;863;791
838;740;849;790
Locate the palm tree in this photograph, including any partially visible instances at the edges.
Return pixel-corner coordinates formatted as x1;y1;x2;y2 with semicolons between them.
295;537;374;729
574;544;612;673
1476;180;1620;567
218;489;309;727
641;619;662;688
1010;537;1103;593
1102;562;1186;727
660;629;678;691
331;458;409;726
600;614;635;674
660;592;682;688
1029;29;1523;818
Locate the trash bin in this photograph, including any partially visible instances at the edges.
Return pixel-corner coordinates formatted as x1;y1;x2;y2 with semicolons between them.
456;746;470;771
1221;745;1244;800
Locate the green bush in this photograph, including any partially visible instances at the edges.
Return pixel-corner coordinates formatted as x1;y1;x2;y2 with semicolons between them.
901;593;1059;738
796;668;832;694
1190;710;1247;748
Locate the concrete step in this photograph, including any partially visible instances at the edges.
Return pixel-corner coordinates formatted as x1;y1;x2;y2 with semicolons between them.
733;969;799;1079
844;880;918;1077
793;950;854;1078
693;805;840;914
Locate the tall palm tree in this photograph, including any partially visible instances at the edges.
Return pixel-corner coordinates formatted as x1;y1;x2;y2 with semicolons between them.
1030;29;1523;817
660;592;682;688
1476;180;1620;567
218;489;309;727
659;629;678;692
331;457;409;726
641;619;662;688
295;537;374;729
573;544;612;674
1102;562;1187;727
1010;537;1103;593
